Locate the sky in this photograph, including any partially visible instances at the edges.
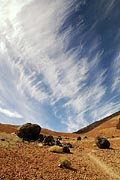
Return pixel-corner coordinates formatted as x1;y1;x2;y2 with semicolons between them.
0;0;120;132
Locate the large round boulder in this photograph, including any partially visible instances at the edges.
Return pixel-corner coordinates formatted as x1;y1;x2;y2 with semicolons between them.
16;123;41;141
95;136;110;149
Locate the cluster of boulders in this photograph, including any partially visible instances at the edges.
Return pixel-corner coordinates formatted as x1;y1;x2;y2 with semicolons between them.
16;123;111;150
16;123;73;152
16;123;55;145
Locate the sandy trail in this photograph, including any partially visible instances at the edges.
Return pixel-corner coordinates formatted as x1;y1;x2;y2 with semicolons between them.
88;153;120;180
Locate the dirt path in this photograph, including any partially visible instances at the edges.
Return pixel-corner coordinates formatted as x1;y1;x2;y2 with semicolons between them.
88;153;120;180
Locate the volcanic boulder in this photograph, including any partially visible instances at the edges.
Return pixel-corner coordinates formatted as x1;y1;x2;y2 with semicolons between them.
16;123;41;141
77;136;81;141
55;140;62;147
43;135;55;146
95;136;110;149
63;146;70;153
38;134;45;142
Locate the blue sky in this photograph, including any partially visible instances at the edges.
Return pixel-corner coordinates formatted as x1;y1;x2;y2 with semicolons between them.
0;0;120;132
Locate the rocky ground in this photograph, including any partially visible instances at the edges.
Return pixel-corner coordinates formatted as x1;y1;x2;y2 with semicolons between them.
0;132;120;180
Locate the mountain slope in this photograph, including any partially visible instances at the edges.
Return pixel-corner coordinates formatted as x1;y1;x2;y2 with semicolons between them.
0;123;77;138
75;111;120;137
0;123;18;133
0;111;120;138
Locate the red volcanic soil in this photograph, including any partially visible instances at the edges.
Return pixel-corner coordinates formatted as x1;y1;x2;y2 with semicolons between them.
0;123;18;133
0;112;120;180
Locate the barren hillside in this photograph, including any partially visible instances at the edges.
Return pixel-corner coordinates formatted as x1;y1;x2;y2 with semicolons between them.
75;111;120;137
0;112;120;180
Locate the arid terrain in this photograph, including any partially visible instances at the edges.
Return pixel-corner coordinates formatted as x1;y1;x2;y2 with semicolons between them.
0;112;120;180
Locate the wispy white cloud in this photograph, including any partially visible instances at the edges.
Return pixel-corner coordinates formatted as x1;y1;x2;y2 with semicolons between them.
103;0;116;17
0;107;22;118
112;53;120;93
60;65;107;131
91;101;120;122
